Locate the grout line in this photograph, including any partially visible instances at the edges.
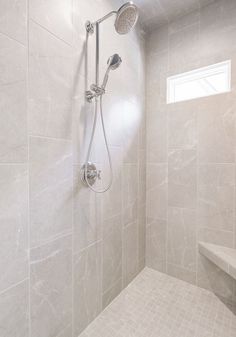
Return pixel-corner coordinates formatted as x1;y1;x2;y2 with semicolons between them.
196;14;200;287
26;0;31;335
30;231;73;251
29;134;73;142
166;22;170;276
29;18;74;48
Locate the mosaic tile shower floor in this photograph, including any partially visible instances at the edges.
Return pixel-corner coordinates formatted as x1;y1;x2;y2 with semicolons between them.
79;268;236;337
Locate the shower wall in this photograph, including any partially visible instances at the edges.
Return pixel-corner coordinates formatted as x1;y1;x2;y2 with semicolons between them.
0;1;146;336
146;0;236;305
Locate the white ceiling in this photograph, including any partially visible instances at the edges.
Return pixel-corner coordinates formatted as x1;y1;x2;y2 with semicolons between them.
133;0;216;32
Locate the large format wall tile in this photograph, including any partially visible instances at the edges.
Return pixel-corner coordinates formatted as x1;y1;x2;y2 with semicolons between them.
0;34;27;162
147;106;167;163
199;0;236;59
198;164;235;232
146;164;167;220
73;241;102;336
123;222;139;287
29;137;73;248
146;1;236;302
146;218;167;273
169;21;200;73
168;148;197;209
29;0;73;45
0;165;28;292
167;208;196;272
0;280;29;337
198;94;235;163
168;102;197;149
0;0;146;335
30;235;72;337
73;165;101;254
29;22;75;139
197;255;235;303
0;0;27;45
167;263;196;285
102;214;122;296
122;164;138;227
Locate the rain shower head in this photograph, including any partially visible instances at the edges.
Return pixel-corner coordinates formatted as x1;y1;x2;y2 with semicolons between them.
86;2;139;35
115;2;139;35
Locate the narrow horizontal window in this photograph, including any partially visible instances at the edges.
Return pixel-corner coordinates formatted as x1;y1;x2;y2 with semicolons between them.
167;60;231;104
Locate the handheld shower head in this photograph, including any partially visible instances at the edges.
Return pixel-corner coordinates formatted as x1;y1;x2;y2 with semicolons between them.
115;2;139;35
102;54;122;90
107;54;122;70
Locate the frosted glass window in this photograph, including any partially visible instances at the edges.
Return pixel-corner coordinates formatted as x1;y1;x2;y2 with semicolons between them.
167;60;231;104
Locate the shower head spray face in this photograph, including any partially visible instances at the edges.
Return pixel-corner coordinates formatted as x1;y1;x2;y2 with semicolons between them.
115;2;139;34
107;54;122;70
101;54;122;90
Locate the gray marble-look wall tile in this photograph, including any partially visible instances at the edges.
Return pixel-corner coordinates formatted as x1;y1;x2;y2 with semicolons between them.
122;100;140;164
29;137;73;248
0;280;29;337
30;235;72;337
169;22;200;73
29;0;73;45
0;0;27;44
146;164;167;220
146;218;167;273
197;227;234;248
123;222;139;287
57;325;72;337
167;207;196;272
168;148;197;209
73;241;102;337
167;263;196;285
198;94;235;163
102;278;122;310
198;164;235;232
29;21;75;139
199;0;236;59
102;214;122;294
73;165;101;254
122;164;138;227
146;25;169;55
0;165;28;293
146;106;167;163
138;150;146;203
197;254;235;303
159;0;199;22
138;204;146;264
169;10;200;34
0;34;27;163
168;102;197;149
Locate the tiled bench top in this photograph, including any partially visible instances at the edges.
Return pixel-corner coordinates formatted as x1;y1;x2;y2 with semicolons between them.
198;241;236;281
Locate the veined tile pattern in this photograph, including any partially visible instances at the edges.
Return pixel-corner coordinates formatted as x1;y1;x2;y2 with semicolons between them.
146;0;236;304
0;0;146;337
79;268;236;337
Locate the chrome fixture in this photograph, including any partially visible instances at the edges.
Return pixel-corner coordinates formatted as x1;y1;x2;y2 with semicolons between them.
86;54;122;103
85;2;139;36
80;162;101;186
81;2;139;193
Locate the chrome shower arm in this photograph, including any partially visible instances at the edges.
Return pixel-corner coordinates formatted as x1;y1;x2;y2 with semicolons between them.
85;11;116;34
96;11;117;24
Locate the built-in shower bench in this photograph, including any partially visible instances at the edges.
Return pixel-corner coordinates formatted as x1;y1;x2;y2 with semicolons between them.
198;242;236;280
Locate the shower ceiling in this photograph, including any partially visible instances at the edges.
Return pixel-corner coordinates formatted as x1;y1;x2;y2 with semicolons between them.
133;0;216;31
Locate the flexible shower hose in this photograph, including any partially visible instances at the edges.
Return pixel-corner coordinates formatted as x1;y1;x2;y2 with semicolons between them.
84;95;113;193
